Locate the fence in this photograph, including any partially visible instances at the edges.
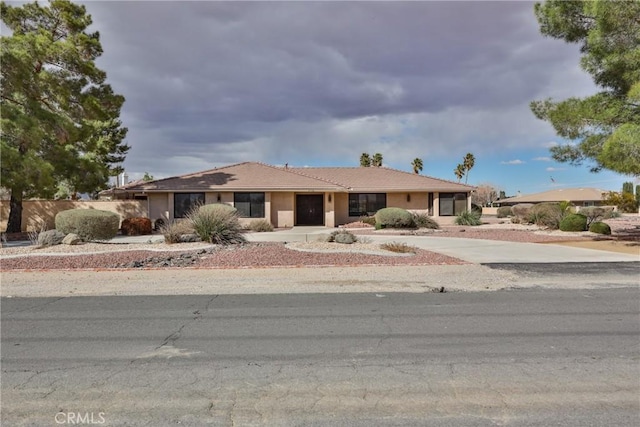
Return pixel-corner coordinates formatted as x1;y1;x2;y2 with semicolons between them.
0;200;148;232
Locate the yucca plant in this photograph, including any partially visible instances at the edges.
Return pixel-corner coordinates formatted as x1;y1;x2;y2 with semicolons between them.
454;210;482;226
187;204;246;245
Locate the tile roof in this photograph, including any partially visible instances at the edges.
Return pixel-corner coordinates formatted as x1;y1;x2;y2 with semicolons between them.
500;188;607;204
117;162;474;193
289;166;473;192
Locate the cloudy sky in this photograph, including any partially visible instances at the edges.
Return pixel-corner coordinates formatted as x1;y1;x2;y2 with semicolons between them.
76;0;631;195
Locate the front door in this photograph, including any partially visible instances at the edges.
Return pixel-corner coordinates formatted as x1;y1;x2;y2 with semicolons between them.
296;194;324;225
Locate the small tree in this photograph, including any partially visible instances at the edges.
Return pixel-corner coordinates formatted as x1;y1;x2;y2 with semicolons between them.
472;184;499;207
603;191;639;213
622;181;633;194
142;172;154;182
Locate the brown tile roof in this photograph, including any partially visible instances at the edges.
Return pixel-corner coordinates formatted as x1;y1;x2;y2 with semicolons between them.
289;166;473;192
500;188;607;204
118;162;474;193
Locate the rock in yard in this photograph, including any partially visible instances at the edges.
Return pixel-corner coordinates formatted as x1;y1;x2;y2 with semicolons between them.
62;233;83;245
37;230;66;247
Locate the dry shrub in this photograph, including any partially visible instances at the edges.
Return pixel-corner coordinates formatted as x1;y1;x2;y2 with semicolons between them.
380;241;417;254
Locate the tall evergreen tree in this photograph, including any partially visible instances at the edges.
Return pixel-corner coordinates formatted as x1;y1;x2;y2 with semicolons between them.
1;0;129;232
530;0;640;176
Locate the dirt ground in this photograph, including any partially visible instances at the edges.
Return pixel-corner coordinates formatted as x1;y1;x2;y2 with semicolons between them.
549;239;639;255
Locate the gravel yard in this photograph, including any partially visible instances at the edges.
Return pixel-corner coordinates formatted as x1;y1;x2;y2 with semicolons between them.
1;216;638;271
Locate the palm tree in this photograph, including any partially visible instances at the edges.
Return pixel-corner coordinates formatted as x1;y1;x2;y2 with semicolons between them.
372;152;383;167
360;153;371;167
463;153;475;184
454;164;465;182
411;158;423;174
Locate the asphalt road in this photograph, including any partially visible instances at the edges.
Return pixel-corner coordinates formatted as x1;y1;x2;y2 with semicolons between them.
2;288;639;426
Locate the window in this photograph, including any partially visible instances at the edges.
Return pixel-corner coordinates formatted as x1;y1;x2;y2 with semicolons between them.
439;193;468;216
174;193;204;218
234;192;265;218
348;193;386;217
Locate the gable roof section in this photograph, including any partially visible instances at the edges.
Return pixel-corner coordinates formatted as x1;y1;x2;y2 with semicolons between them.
500;188;606;204
121;162;345;192
119;162;474;193
289;166;473;192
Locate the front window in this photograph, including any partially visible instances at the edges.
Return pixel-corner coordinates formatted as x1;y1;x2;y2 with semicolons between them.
234;192;265;218
349;193;386;217
439;193;468;216
174;193;204;218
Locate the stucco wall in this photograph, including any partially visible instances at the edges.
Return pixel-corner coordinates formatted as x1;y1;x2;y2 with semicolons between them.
271;192;294;228
1;200;148;232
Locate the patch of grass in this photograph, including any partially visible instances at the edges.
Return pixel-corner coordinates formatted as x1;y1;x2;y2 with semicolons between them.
380;241;417;254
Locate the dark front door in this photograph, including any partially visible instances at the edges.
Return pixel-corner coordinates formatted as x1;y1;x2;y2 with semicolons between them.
296;194;324;225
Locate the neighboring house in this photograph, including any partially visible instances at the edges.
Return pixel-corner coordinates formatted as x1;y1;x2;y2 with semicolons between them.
101;162;474;227
498;188;607;207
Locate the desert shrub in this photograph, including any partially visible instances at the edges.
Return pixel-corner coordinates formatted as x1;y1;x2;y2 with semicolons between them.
121;217;152;236
380;242;417;254
199;203;236;215
604;209;621;218
559;213;587;232
37;229;65;247
374;207;415;229
55;209;119;241
412;212;440;229
510;216;521;224
246;219;274;232
187;204;245;245
589;221;611;235
528;203;564;229
579;207;609;227
454;210;482;226
511;203;534;221
359;216;376;226
327;229;357;244
496;206;512;218
471;203;483;215
160;220;195;244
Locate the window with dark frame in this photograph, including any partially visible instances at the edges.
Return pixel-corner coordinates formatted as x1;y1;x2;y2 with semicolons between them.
234;192;265;218
174;193;205;218
439;192;468;216
348;193;387;217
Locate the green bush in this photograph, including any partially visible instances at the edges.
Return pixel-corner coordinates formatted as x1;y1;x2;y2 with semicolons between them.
121;217;152;236
529;203;564;229
187;204;245;245
412;212;440;229
247;219;274;232
589;221;611;235
471;203;483;215
359;216;376;226
454;210;482;226
327;229;357;244
374;207;415;229
55;209;119;241
496;206;512;218
559;213;587;232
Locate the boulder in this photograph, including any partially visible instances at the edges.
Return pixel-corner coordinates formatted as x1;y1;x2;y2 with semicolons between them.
62;233;83;245
37;230;65;247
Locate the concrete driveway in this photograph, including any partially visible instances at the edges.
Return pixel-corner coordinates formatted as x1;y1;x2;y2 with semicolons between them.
245;226;640;264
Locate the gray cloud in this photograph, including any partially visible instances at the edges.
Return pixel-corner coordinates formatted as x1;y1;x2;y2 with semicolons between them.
80;1;595;178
